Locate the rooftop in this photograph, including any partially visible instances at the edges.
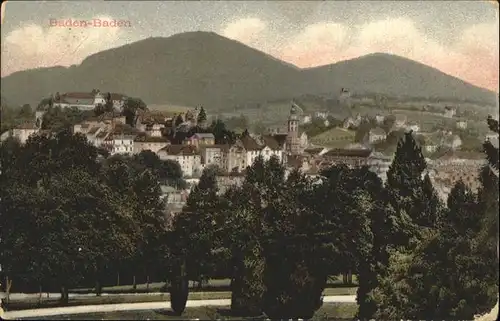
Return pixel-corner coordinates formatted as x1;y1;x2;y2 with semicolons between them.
159;144;198;156
323;148;372;158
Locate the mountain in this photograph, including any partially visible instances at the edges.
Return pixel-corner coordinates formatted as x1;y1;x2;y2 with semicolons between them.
1;32;497;110
301;53;497;103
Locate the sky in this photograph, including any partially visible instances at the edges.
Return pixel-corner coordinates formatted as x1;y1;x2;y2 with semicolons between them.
1;1;499;91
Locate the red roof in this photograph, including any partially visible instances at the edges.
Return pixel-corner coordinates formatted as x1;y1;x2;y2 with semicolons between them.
159;144;198;156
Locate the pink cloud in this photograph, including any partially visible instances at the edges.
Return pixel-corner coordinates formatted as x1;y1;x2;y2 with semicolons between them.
280;18;499;91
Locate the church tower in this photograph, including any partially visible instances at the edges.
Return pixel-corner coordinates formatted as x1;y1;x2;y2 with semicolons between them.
286;103;300;155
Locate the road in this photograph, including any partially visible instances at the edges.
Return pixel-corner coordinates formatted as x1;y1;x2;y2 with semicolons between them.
3;295;357;319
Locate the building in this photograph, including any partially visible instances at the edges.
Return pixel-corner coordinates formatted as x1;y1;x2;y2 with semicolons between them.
343;114;362;129
302;115;312;124
199;145;228;170
406;122;420;132
314;111;329;119
369;127;387;143
184;133;215;147
456;120;468;129
367;152;393;182
317;148;373;170
104;133;136;155
443;134;463;151
375;114;385;125
9;123;39;144
147;123;165;137
303;147;329;157
444;106;457;118
394;114;407;128
286;104;301;155
53;91;127;111
157;145;201;178
133;134;170;154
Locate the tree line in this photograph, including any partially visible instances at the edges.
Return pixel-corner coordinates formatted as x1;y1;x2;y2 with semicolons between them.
0;130;183;302
0;117;498;319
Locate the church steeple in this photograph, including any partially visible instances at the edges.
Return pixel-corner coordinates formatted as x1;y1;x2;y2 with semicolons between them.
286;102;300;155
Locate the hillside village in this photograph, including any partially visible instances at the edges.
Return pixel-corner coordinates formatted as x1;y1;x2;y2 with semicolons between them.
3;89;498;217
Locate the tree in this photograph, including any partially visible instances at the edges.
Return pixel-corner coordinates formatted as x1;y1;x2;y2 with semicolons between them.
169;259;189;315
261;169;330;319
175;114;184;127
19;104;33;118
122;97;147;127
197;106;207;124
172;167;220;285
370;181;498;319
384;131;429;247
381;115;396;133
354;120;372;143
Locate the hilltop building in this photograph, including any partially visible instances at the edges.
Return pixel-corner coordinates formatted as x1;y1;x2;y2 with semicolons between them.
53;90;127;111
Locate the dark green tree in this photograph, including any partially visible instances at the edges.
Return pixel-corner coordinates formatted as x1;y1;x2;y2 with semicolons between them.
122;97;147;127
261;169;330;319
172;167;220;285
197;106;207;124
169;259;189;315
175;114;184;127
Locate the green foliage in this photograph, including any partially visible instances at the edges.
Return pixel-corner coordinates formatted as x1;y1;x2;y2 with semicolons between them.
354;120;373;143
300;117;331;137
371;182;498;319
370;120;498;319
169;260;189;315
172;167;221;283
41;106;94;131
381;115;396;133
1;104;36;132
197;106;207;124
122;97;147;126
0;131;170;297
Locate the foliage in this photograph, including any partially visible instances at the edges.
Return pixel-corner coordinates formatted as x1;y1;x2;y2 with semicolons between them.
1;104;35;133
381;115;396;133
171;167;221;284
0;131;169;298
197;106;207;124
371;181;498;319
122;97;147;126
41;106;94;131
354;119;373;143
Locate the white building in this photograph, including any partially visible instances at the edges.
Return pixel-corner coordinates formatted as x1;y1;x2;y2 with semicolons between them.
456;120;468;129
406;122;420;132
369;127;387;143
444;106;457;118
157;145;202;178
9;123;39;144
53;91;127;111
104;133;135;155
199;145;228;170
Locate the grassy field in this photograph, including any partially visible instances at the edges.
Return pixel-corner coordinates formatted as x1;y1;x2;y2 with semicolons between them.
20;303;359;320
69;275;357;294
5;286;357;311
310;127;356;148
148;104;194;113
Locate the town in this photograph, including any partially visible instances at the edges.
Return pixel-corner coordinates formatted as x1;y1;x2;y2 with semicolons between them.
3;89;497;212
1;1;499;320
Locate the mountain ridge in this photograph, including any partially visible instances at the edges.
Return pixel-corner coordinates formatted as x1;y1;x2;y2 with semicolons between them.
1;31;497;109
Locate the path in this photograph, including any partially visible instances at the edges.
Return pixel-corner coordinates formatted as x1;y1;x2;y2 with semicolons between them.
3;295;356;319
